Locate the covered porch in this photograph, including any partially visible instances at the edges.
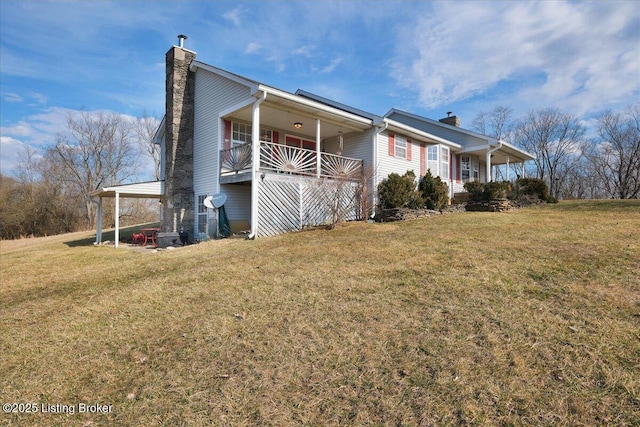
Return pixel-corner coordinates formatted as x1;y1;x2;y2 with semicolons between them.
217;86;374;238
458;141;535;183
90;181;164;248
218;87;371;184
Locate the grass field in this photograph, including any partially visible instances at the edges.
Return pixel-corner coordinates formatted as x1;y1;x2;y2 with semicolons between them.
1;200;639;426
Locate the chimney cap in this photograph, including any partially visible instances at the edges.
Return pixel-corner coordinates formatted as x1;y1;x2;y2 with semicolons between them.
177;34;188;48
446;111;452;117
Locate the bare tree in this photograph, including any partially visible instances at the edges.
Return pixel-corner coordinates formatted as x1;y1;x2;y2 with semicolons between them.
134;112;162;181
586;105;640;199
471;106;514;142
48;111;139;228
513;108;585;199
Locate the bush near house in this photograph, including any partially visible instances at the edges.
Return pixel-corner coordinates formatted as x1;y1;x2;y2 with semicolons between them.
377;171;418;209
513;178;557;203
463;181;511;202
378;170;450;210
418;170;449;209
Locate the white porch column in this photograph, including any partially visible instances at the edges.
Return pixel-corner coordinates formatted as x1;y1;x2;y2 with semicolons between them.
114;191;120;249
95;197;103;244
249;93;266;239
486;151;492;183
316;119;321;178
522;162;526;178
486;144;502;183
506;155;510;181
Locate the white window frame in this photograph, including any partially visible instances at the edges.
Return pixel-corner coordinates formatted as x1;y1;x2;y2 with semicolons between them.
260;128;272;143
461;156;471;182
461;155;480;182
232;122;252;146
394;135;407;159
197;195;208;234
427;145;439;175
440;146;449;180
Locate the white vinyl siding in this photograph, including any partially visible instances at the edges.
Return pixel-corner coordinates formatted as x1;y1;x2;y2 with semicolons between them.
193;69;253;237
220;184;251;223
375;131;421;188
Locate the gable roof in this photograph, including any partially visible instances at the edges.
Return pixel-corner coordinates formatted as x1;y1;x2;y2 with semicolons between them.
386;108;494;142
385;108;535;160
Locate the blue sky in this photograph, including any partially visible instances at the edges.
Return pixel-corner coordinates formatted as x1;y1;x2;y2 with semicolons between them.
1;0;639;178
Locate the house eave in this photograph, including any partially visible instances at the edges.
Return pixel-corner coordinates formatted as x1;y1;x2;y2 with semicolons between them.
384;118;462;149
256;85;373;129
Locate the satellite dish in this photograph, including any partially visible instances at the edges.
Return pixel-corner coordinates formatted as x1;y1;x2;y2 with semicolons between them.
211;193;227;208
203;196;215;209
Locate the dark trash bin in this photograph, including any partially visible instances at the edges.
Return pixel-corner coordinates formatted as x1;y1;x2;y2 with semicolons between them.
156;232;180;248
179;231;189;246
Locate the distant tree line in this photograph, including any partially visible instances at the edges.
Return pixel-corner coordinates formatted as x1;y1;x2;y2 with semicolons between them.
0;111;161;240
472;104;640;200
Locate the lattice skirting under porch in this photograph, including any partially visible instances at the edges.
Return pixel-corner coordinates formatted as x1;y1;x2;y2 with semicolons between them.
257;175;361;237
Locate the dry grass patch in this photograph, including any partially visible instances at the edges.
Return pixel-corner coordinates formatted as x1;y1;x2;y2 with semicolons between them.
1;200;639;426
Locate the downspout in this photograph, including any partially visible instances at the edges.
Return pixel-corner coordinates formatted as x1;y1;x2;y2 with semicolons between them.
248;91;267;240
371;120;388;218
486;142;502;183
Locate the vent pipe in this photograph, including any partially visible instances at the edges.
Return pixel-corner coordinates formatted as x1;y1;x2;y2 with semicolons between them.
177;34;188;48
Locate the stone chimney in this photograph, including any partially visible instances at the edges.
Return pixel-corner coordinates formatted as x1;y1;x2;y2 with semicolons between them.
162;36;196;238
439;111;460;127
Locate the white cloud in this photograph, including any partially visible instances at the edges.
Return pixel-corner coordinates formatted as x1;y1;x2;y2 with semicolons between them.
391;1;640;115
0;136;38;175
223;6;243;26
245;42;261;54
28;92;48;104
293;45;315;57
4;93;23;102
320;58;342;74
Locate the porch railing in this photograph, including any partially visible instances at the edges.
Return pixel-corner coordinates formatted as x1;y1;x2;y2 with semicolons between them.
220;141;363;181
220;142;252;174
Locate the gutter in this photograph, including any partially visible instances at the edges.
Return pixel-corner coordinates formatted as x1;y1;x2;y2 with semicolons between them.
370;121;389;218
248;91;268;240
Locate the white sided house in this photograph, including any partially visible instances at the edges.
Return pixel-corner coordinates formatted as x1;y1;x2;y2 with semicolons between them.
148;39;535;242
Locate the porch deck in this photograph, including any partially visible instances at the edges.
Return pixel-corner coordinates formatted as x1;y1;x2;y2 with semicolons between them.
220;141;363;184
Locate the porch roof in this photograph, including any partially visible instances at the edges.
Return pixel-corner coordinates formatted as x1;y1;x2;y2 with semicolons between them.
226;88;373;138
191;60;374;137
89;181;164;199
459;142;536;164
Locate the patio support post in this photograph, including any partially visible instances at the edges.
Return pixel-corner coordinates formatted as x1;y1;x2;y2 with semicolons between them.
249;92;267;239
114;191;120;249
506;155;510;182
96;197;103;244
486;151;492;183
522;162;526;178
316;119;321;178
486;143;502;183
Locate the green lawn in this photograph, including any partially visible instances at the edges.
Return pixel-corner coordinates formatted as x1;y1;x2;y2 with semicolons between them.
1;200;639;426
